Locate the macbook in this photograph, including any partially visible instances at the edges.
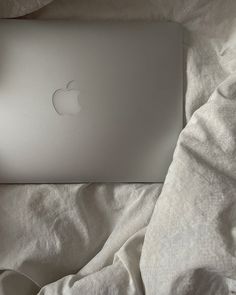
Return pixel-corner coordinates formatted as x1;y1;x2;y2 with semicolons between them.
0;20;183;183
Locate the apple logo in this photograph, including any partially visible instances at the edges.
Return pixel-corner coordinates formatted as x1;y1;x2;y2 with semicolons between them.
52;80;81;116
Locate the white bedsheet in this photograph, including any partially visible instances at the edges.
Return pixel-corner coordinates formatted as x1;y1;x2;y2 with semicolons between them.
0;0;236;294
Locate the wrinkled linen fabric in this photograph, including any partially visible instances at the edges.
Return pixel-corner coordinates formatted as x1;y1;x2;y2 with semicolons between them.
141;74;236;295
0;0;236;294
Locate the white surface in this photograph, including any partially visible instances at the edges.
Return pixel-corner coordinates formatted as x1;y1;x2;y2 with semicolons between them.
0;0;236;294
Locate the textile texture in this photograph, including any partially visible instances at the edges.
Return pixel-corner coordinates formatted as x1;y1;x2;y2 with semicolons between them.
0;0;236;294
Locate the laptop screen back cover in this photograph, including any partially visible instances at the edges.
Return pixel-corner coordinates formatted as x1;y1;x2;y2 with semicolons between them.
0;20;183;183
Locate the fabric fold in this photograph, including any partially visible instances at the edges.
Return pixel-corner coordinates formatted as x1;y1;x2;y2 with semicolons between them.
141;74;236;295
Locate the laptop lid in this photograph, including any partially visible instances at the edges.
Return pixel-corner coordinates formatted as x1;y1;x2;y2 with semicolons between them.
0;20;183;183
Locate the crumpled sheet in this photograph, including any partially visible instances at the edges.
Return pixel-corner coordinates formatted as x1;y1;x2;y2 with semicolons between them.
0;0;236;294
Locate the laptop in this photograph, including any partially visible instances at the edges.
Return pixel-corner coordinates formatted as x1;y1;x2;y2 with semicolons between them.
0;20;183;183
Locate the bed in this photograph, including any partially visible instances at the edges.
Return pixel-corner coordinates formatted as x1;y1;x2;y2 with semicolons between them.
0;0;236;294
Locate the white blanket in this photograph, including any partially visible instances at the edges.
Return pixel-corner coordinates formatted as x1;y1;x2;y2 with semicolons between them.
1;0;236;294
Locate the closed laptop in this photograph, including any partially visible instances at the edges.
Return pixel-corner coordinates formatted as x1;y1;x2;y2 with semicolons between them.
0;20;183;183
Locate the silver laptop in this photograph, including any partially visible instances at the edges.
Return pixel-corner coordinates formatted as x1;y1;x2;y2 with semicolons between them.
0;20;183;183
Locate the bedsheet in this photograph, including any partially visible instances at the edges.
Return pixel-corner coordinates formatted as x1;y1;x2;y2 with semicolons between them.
0;0;236;294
